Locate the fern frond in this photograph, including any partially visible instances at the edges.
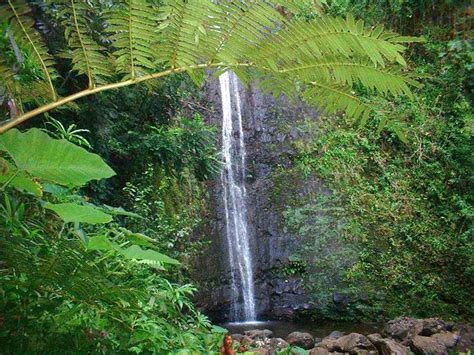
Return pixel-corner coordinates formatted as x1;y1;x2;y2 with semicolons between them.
251;15;408;70
155;0;220;69
2;0;57;100
0;0;423;132
201;1;283;68
303;82;372;123
0;57;16;96
280;58;421;98
54;0;113;88
106;0;160;80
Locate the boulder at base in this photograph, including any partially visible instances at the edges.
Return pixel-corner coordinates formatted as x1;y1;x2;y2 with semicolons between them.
244;329;273;339
368;333;410;355
286;331;315;350
410;335;447;354
336;333;377;353
384;317;423;342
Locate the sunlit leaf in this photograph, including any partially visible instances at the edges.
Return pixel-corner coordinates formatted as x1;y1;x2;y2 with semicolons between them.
0;128;115;186
44;202;113;224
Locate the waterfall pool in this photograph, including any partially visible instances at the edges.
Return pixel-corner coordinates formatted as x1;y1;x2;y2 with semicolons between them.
219;320;380;339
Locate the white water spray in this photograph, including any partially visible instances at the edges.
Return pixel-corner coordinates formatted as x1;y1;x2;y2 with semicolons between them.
219;71;256;321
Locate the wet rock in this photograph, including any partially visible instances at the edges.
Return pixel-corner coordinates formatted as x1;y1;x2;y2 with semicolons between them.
240;335;253;347
328;331;346;339
317;337;339;351
309;347;330;355
421;318;447;336
351;348;378;355
335;333;377;353
244;329;273;339
409;335;447;354
431;331;460;348
286;331;315;350
384;317;423;342
368;333;409;355
367;333;383;344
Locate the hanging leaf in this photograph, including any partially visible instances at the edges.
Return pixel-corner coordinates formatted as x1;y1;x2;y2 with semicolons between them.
0;161;42;196
87;234;179;265
120;245;180;265
0;128;115;186
44;202;113;224
87;234;118;250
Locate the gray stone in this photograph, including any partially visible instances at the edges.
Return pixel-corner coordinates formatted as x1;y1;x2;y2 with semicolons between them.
431;331;459;348
367;333;383;344
368;333;409;355
244;329;273;339
328;331;346;339
410;335;447;354
287;331;315;350
318;337;340;351
309;348;330;355
351;348;378;355
421;318;447;336
335;333;377;353
384;317;423;342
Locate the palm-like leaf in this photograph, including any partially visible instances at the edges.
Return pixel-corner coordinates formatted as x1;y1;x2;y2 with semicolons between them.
0;0;424;132
0;0;57;101
106;0;161;79
53;0;113;88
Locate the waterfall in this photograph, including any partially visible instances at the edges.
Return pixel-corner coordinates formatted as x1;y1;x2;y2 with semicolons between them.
219;71;256;321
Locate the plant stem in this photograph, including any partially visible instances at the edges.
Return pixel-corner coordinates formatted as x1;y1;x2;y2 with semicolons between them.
0;62;256;134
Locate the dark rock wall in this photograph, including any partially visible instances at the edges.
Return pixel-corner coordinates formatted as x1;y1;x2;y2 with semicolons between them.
193;76;325;321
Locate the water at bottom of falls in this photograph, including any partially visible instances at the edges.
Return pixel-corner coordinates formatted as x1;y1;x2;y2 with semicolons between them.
219;320;380;339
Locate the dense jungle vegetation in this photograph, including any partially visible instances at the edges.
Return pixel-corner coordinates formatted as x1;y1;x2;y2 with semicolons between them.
0;0;472;353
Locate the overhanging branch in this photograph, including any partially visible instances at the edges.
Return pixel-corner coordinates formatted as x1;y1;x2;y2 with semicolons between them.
0;62;256;134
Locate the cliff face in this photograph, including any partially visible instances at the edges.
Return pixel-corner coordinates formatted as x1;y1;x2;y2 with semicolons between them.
193;76;326;321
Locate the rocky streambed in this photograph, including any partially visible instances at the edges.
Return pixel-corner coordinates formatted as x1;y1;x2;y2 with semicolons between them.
225;317;474;354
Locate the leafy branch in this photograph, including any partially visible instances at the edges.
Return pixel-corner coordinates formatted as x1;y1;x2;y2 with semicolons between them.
0;0;424;133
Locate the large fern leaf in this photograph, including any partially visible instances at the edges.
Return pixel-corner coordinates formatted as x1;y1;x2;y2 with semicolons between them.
0;0;57;101
0;0;424;131
106;0;161;80
53;0;113;88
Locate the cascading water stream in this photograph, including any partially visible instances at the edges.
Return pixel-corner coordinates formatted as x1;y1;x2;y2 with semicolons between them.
219;71;256;321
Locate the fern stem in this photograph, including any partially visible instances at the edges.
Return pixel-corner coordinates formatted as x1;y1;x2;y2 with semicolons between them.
8;0;57;101
128;0;135;79
0;62;255;133
70;0;94;89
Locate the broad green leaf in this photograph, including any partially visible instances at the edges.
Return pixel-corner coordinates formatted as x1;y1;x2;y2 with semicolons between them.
44;202;113;224
101;205;142;218
0;163;42;196
0;128;115;186
87;235;116;250
119;228;155;247
43;183;70;197
120;245;180;265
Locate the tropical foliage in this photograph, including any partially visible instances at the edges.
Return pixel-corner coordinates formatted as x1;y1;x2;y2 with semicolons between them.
0;0;421;132
0;128;226;353
0;0;472;352
284;0;473;320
